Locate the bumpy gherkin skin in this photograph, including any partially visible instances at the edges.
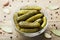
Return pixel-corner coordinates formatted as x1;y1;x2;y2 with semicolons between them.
17;10;38;21
17;10;36;15
26;14;43;22
20;28;39;33
20;6;41;10
41;17;47;28
34;18;42;23
19;21;40;28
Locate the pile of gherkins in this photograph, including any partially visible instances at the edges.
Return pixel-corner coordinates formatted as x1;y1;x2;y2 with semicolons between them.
13;6;47;33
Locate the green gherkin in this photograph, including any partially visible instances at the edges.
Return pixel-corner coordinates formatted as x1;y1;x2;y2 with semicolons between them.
26;14;43;22
20;28;39;33
13;13;20;29
17;10;36;15
34;18;42;23
17;10;38;21
20;6;41;10
41;17;47;28
19;21;40;28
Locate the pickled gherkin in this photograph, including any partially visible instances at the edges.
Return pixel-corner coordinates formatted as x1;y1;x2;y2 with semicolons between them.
34;18;42;23
26;14;43;22
20;6;41;10
17;10;29;15
19;21;40;28
41;17;47;28
20;28;39;33
17;10;36;15
17;10;38;21
13;13;20;29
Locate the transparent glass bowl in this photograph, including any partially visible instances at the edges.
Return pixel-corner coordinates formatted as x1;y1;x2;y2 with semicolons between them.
14;5;48;37
14;14;48;37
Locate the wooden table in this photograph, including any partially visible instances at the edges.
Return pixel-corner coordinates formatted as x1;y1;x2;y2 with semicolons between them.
0;0;60;40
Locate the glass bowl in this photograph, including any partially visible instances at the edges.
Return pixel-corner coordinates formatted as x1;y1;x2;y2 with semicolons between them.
14;5;48;37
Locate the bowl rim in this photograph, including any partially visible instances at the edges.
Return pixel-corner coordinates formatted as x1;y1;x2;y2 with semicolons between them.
13;5;48;37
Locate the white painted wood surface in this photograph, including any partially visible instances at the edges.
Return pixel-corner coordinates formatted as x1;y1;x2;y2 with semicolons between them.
0;0;60;40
